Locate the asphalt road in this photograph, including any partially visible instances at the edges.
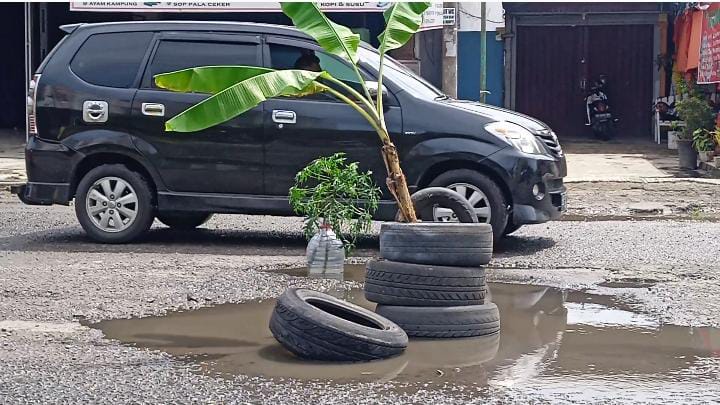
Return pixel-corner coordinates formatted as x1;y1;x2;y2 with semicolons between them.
1;191;719;403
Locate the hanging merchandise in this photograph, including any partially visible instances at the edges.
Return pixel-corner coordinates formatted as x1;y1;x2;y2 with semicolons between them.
698;3;720;83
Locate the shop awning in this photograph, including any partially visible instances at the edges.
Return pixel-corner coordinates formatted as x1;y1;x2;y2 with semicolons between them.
69;1;444;31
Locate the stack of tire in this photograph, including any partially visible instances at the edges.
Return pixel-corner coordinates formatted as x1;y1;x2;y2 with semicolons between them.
366;222;500;338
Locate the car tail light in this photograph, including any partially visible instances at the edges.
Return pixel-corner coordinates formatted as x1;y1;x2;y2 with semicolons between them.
27;74;40;136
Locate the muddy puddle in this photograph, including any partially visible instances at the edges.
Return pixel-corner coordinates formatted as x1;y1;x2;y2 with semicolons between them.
91;265;720;396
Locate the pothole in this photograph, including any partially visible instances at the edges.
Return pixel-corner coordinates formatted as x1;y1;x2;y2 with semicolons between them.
88;265;720;397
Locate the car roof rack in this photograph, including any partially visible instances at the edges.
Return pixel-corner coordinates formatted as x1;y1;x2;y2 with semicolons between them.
59;23;84;34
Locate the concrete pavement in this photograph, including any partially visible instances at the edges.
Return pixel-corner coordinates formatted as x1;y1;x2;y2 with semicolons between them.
0;131;25;185
563;139;720;183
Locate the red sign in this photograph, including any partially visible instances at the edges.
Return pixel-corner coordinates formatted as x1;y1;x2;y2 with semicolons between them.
698;3;720;83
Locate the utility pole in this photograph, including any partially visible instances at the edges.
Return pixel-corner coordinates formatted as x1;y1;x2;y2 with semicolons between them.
24;3;32;142
480;2;487;103
442;2;457;98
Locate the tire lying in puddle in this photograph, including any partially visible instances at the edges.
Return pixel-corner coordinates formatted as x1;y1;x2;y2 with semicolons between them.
365;260;486;306
270;288;408;361
379;222;493;266
376;303;500;338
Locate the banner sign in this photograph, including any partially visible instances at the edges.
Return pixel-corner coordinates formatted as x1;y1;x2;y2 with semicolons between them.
698;3;720;84
70;1;444;31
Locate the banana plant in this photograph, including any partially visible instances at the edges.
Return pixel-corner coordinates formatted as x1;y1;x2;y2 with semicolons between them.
155;2;431;222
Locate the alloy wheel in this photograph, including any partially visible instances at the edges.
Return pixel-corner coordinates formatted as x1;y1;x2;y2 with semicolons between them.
85;176;139;233
433;182;492;223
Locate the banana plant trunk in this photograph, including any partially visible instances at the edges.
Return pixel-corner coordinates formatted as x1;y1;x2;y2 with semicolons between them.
382;142;417;222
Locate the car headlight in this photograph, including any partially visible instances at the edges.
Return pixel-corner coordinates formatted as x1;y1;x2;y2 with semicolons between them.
485;121;544;154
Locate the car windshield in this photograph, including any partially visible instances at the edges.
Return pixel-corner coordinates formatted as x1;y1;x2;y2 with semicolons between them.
358;47;446;100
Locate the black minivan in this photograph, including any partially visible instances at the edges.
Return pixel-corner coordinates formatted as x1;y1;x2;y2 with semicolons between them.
15;21;567;243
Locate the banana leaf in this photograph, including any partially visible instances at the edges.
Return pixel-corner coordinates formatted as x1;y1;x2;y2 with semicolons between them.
165;69;327;133
378;2;431;54
155;66;273;94
281;2;360;64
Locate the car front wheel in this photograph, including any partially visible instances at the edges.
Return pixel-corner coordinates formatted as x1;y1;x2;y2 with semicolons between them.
75;164;154;243
429;169;509;242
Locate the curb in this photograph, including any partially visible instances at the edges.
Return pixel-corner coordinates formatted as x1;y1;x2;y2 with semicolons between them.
565;177;720;185
699;160;720;177
0;182;23;193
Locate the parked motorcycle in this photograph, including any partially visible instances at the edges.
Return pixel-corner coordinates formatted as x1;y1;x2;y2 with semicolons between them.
585;75;618;140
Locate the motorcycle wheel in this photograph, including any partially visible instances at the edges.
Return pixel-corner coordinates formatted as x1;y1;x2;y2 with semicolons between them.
593;121;613;141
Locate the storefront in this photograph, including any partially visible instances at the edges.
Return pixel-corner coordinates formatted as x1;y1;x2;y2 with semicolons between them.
503;2;673;140
671;3;720;167
672;3;720;121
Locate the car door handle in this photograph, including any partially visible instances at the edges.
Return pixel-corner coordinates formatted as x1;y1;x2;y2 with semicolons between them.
141;103;165;117
272;110;296;124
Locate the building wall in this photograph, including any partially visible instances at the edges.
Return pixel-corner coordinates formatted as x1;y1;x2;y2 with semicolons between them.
0;3;27;128
418;30;444;89
457;2;505;105
503;3;665;138
458;32;503;106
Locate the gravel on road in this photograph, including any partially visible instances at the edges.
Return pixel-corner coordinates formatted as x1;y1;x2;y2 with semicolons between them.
1;191;719;403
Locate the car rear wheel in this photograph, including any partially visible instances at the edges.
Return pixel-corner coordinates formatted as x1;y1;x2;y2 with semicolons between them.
75;164;154;243
157;212;213;230
429;169;508;243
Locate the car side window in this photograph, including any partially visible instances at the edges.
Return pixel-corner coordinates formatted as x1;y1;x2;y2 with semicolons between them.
268;44;367;102
147;40;259;90
70;32;153;88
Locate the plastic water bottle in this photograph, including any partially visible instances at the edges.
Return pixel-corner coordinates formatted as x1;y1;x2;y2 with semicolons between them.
306;226;345;278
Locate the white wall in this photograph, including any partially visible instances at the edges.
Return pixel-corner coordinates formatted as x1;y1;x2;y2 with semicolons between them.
458;2;504;32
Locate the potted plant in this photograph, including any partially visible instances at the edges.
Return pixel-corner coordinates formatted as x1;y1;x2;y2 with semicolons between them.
692;129;715;163
289;153;380;277
153;2;491;265
674;77;715;170
711;127;720;157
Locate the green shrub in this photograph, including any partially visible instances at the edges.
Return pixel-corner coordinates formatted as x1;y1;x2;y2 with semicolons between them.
289;153;380;254
674;75;715;140
693;129;715;151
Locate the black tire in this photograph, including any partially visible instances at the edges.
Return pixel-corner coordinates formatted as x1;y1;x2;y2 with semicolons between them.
379;222;493;266
503;219;522;236
376;303;500;338
395;187;478;223
74;164;154;243
593;121;613;140
364;259;486;306
157;212;213;230
428;169;508;244
269;288;408;361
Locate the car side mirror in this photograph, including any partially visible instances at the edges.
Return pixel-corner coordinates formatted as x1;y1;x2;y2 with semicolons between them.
366;81;389;100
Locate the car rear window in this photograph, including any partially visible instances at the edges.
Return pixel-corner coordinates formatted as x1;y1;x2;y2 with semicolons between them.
70;32;153;88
